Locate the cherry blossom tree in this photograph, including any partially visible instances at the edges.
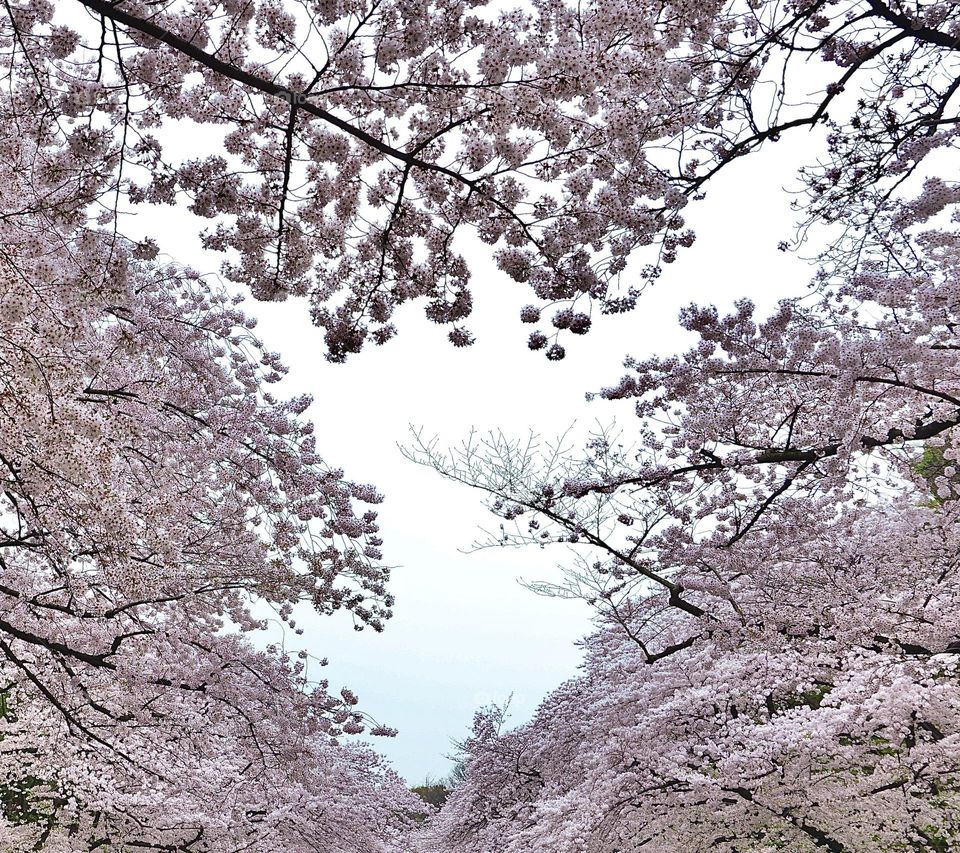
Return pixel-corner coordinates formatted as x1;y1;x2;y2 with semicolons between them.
4;0;956;360
0;72;419;849
409;155;960;847
2;0;959;847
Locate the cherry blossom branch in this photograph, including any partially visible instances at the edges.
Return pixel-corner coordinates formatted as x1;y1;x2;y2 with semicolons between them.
74;0;476;186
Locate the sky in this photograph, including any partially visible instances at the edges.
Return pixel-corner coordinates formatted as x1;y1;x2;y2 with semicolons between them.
133;130;818;784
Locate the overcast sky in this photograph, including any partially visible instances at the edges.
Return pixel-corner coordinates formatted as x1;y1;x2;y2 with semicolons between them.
136;131;817;784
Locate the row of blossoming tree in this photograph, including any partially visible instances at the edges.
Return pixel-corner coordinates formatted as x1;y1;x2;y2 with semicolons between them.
406;0;960;848
0;0;425;848
1;0;958;849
